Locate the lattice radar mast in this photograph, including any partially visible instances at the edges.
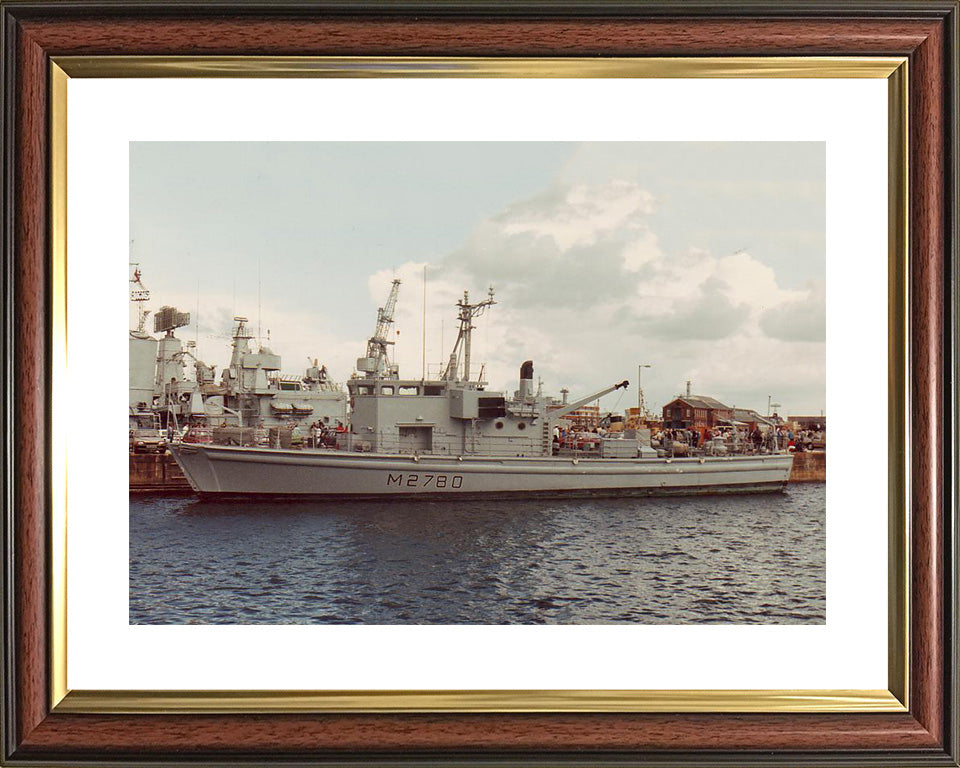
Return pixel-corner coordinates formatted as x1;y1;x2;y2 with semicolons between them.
129;263;151;334
443;286;496;382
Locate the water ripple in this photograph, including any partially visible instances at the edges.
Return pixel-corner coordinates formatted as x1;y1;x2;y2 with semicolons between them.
129;484;825;625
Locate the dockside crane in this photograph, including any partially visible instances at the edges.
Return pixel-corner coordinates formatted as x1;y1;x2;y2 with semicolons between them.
357;279;401;378
539;378;630;456
545;379;630;426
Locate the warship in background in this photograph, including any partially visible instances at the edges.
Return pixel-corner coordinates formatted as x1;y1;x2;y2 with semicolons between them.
129;265;347;447
170;280;794;499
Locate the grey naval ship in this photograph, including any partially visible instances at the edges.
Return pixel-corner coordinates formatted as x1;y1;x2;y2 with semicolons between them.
170;280;793;500
129;265;346;441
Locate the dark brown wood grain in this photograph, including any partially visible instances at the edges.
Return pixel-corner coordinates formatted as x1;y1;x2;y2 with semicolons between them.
908;15;946;747
14;21;50;750
16;16;943;57
13;712;942;754
4;4;956;764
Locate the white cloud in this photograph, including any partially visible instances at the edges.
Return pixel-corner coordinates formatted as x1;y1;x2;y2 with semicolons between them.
421;178;824;412
499;180;655;251
621;229;663;272
636;276;751;341
163;176;825;414
760;280;827;342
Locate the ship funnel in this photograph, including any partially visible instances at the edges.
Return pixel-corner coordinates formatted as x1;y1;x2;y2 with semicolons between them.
519;360;534;400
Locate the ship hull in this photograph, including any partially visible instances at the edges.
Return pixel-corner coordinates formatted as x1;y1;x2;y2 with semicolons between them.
169;444;794;500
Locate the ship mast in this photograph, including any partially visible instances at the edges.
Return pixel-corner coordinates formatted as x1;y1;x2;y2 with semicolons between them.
443;287;496;382
129;263;151;334
359;279;401;378
228;316;253;376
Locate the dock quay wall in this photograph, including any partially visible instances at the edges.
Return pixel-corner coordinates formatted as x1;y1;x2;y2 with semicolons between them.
789;451;825;483
130;453;192;494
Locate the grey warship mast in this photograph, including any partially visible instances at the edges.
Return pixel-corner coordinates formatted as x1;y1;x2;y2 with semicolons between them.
443;287;496;382
170;280;793;499
129;264;158;411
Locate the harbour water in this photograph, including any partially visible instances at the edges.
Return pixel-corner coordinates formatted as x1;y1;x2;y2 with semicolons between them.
129;483;825;625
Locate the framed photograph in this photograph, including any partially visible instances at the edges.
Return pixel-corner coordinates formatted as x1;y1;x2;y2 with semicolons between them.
2;2;957;766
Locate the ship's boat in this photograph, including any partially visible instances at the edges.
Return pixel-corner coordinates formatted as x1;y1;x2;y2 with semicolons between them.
170;282;793;499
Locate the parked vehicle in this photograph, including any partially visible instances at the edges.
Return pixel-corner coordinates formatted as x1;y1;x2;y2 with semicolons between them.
129;411;167;454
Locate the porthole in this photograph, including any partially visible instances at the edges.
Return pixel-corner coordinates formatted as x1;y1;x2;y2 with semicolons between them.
517;422;526;431
495;421;504;430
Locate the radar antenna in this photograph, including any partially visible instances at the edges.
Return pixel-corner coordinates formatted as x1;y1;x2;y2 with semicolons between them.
443;286;496;382
129;263;151;334
153;305;191;337
357;279;401;378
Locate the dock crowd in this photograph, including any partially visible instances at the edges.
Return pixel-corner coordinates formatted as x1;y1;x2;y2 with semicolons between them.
552;423;825;456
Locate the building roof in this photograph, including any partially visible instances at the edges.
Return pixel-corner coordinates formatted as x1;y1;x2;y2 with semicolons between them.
664;395;732;411
730;408;773;426
789;415;827;426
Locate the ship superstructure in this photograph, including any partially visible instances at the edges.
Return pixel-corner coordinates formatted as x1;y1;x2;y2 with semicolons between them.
128;266;347;435
343;284;632;458
202;315;346;430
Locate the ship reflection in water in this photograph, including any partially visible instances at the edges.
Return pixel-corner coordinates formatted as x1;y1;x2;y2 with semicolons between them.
129;484;825;625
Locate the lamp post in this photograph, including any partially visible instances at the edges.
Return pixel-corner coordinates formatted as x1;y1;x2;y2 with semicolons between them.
768;395;781;419
638;364;652;423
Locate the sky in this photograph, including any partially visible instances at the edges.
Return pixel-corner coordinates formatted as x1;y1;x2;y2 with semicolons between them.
130;141;825;416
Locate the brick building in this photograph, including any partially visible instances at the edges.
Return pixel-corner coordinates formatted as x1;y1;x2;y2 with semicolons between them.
662;395;733;430
560;404;601;430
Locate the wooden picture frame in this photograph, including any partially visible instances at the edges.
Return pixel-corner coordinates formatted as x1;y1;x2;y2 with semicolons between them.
2;2;957;765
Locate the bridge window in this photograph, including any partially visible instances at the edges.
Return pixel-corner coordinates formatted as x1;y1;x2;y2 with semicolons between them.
478;396;506;418
381;385;394;395
399;385;419;395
